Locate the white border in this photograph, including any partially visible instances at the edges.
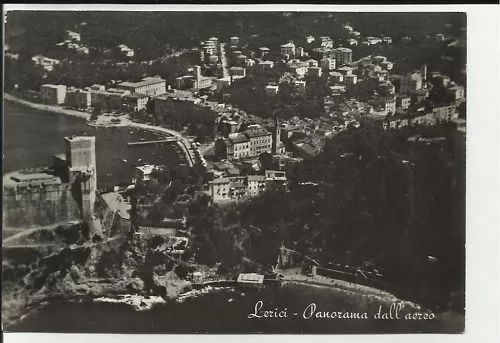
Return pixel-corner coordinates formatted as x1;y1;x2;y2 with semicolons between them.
3;4;500;343
2;4;497;12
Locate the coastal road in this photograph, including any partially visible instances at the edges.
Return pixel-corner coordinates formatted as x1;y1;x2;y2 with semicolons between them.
127;121;196;167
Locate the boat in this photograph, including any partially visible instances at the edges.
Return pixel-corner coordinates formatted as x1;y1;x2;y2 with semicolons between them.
227;298;234;303
122;159;128;163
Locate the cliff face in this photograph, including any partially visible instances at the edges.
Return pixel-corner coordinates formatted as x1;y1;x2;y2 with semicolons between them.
3;183;81;228
2;226;191;328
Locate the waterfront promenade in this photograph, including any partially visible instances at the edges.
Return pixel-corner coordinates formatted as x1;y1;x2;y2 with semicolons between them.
4;94;196;167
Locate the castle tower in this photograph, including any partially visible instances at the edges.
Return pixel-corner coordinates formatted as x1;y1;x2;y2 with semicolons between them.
272;112;281;155
65;136;97;222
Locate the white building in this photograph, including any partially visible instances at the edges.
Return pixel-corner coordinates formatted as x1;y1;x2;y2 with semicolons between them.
343;24;354;31
65;30;81;42
320;36;334;49
366;37;383;45
237;273;264;288
281;42;296;56
286;60;309;76
117;77;166;96
383;36;393;44
265;85;279;96
118;44;134;57
305;35;315;44
306;59;319;67
344;74;358;87
134;165;161;184
245;59;256;67
32;55;61;72
40;84;67;104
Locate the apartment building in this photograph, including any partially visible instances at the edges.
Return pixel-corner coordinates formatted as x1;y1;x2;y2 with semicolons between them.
117;77;166;96
66;88;91;109
40;84;67;104
205;170;287;204
281;42;296;56
215;128;273;160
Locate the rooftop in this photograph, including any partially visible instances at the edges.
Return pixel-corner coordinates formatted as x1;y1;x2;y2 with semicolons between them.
247;175;266;182
65;135;95;142
4;170;62;188
136;164;159;174
117;77;166;89
336;47;352;52
244;128;271;138
229;134;250;144
237;273;264;284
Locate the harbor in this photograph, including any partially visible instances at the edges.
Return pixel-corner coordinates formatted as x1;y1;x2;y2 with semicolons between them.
3;100;183;188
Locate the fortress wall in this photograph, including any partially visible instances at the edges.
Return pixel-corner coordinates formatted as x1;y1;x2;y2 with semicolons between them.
3;183;81;228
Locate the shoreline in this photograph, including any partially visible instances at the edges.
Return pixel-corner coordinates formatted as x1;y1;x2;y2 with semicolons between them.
284;279;421;311
4;93;196;166
279;268;423;310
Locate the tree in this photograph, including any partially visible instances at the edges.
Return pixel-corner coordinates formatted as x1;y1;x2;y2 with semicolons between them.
145;97;155;113
259;152;277;171
194;233;218;267
90;104;102;120
174;264;189;279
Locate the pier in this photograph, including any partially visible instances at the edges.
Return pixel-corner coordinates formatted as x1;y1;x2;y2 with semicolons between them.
127;137;180;147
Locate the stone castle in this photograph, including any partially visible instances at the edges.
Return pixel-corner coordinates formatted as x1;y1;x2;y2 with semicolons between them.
3;136;99;234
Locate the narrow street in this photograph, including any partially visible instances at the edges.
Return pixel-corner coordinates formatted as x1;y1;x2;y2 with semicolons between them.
220;42;229;78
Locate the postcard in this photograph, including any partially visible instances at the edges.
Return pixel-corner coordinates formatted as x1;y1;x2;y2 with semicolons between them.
2;6;474;336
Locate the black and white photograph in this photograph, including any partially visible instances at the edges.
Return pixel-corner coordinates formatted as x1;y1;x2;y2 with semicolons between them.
1;5;479;335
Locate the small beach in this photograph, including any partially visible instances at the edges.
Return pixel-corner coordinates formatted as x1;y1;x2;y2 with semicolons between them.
279;268;422;311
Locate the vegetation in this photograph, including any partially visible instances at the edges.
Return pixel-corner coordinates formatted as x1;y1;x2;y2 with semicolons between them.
184;122;465;312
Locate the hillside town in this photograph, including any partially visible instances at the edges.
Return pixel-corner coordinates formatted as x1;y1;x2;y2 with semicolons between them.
3;12;467;333
13;20;466;185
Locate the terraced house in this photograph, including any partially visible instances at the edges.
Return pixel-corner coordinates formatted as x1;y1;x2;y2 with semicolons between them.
215;128;273;161
205;171;288;204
